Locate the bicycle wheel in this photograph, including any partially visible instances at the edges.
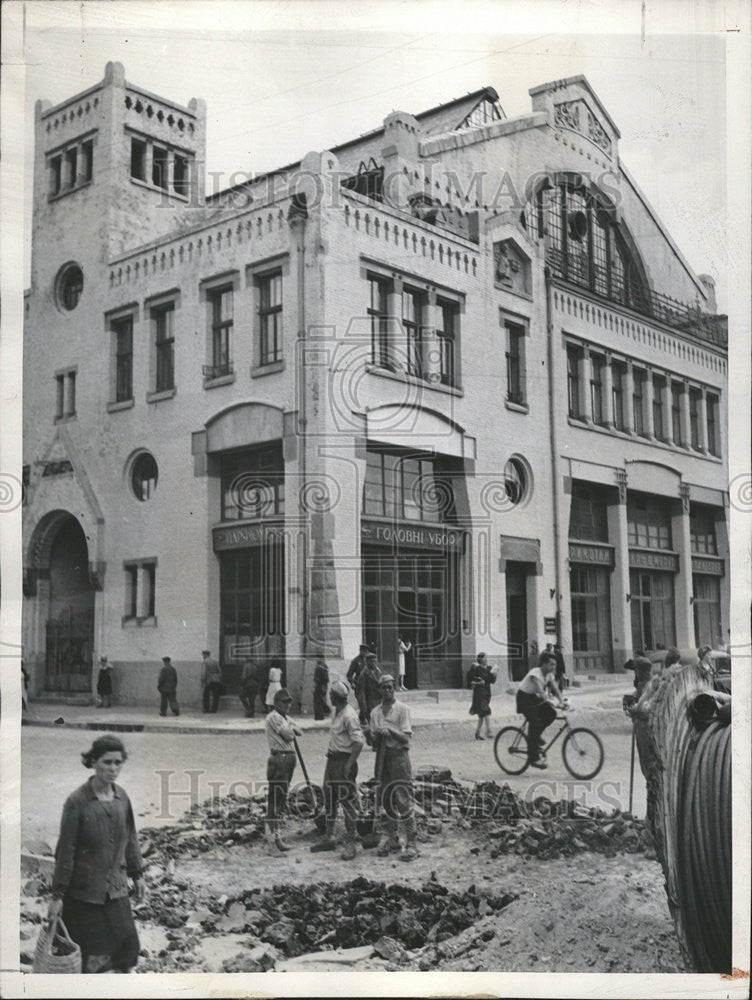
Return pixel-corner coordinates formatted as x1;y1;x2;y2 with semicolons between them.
494;726;530;775
562;727;604;780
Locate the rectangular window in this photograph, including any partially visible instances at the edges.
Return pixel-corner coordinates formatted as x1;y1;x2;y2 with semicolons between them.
50;154;62;196
123;560;157;621
402;289;424;377
209;286;233;377
568;483;609;542
653;375;665;440
153;303;175;391
144;563;156;618
66;371;76;416
368;276;389;368
671;382;682;445
112;316;134;402
363;447;455;523
627;494;672;550
567;345;581;418
64;147;77;190
437;299;457;387
590;354;604;425
611;362;624;430
706;393;719;456
259;272;283;366
693;575;722;648
505;320;525;404
689;389;701;450
130;138;146;181
633;368;645;435
152;146;168;189
220;445;285;521
690;505;717;555
173;154;188;196
80;139;93;183
55;374;65;420
124;565;138;619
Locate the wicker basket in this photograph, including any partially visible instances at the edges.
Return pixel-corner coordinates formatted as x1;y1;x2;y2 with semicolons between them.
33;916;82;974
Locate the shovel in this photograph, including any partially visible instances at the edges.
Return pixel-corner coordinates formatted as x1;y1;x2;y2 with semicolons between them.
290;736;327;832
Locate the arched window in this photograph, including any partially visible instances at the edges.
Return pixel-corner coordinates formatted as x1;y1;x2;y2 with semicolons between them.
522;182;648;312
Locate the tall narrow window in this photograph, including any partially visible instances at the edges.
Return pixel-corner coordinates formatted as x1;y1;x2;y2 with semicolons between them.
633;368;645;435
368;276;389;368
689;388;701;450
50;154;63;197
153;303;175;391
590;354;604;425
258;272;283;366
152;146;168;189
66;371;76;417
505;320;525;404
64;148;77;190
402;289;424;377
112;316;134;402
653;375;665;440
437;299;457;387
706;394;719;456
130;138;146;181
124;565;138;619
690;506;717;555
55;375;65;420
671;382;682;445
173;154;188;196
612;361;624;430
209;287;233;377
567;345;581;418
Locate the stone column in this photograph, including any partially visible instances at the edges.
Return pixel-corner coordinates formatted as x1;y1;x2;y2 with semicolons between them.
145;143;154;187
672;486;695;647
680;380;692;449
578;347;592;422
61;149;74;189
642;368;654;437
607;474;633;666
601;354;614;428
698;390;709;452
167;152;175;195
623;361;635;434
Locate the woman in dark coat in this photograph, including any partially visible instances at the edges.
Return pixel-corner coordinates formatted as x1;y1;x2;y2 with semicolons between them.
312;656;330;720
48;735;145;973
468;652;497;740
96;657;113;708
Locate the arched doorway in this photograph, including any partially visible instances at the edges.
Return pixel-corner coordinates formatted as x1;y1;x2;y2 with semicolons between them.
41;515;95;692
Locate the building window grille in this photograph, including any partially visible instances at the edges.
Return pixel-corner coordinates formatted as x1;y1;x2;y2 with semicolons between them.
221;445;284;521
258;271;283;366
112;316;134;402
437;299;457;387
505;320;525;404
633;368;645;436
368;275;390;368
706;394;719;455
652;375;665;440
153;303;175;391
671;382;682;445
208;286;233;378
567;345;581;418
363;448;456;523
590;354;604;425
402;289;424;377
627;494;672;550
131;451;159;501
690;506;717;555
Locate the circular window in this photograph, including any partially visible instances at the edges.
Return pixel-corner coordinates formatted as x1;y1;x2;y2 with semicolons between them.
56;263;84;311
504;456;531;506
131;452;158;501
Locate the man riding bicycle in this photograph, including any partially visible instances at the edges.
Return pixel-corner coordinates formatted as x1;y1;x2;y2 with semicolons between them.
515;652;567;769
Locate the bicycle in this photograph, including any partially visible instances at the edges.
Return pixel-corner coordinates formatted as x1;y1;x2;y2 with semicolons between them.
493;705;604;780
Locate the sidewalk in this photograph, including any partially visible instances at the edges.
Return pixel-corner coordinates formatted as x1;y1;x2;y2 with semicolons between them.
22;675;628;735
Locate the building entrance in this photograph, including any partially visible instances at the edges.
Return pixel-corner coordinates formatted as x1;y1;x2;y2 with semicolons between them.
630;569;676;652
362;546;461;688
505;564;530;681
45;516;95;693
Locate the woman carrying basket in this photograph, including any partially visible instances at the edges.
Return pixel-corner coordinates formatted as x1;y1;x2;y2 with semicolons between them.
47;735;145;973
467;652;497;740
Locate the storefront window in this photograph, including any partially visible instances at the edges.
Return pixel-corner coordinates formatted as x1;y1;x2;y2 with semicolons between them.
570;565;611;654
693;575;722;648
630;570;676;651
569;483;609;542
221;445;284;521
690;505;717;554
627;494;672;550
363;449;455;523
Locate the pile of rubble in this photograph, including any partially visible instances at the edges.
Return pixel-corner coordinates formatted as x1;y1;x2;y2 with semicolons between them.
139;793;266;861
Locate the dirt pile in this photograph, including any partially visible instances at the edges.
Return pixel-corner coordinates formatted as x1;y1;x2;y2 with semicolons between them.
139;793;266;860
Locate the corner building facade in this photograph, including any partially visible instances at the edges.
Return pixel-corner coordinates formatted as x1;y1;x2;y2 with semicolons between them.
23;64;729;707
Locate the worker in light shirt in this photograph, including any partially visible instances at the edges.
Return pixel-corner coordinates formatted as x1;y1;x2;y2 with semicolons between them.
515;652;566;769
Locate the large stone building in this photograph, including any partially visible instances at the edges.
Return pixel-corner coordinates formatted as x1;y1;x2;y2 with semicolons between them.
23;62;729;708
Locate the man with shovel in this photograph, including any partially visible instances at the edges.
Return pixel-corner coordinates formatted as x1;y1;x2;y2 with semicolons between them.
264;688;302;855
370;674;419;862
310;680;364;860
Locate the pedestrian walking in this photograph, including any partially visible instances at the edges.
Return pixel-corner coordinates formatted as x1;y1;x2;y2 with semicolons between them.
157;656;180;717
370;675;418;861
313;655;330;721
239;657;259;718
515;652;565;769
96;656;113;709
310;680;364;860
200;650;223;714
47;735;145;973
553;644;568;689
264;688;302;855
265;661;283;712
467;651;496;740
355;651;382;744
346;644;369;687
397;636;412;691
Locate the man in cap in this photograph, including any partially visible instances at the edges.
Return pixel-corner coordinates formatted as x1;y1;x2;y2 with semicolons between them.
370;674;418;862
310;680;364;860
200;649;223;714
264;688;302;854
346;644;369;687
355;651;383;742
157;656;179;717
